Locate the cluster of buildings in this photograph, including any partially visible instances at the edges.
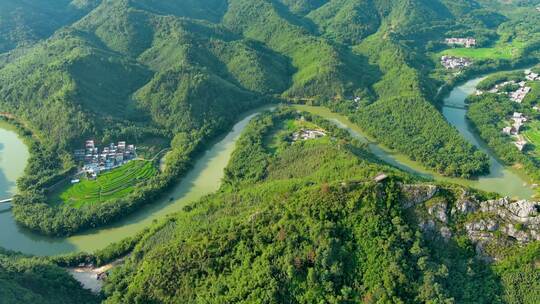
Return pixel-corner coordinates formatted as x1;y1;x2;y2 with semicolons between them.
476;70;540;103
445;37;477;48
510;86;532;103
292;129;326;141
74;140;136;179
502;112;529;151
441;55;472;70
525;70;540;81
477;69;540;152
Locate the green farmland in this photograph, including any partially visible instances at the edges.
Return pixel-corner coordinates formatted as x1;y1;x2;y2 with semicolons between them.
524;120;540;157
439;41;525;60
51;160;158;208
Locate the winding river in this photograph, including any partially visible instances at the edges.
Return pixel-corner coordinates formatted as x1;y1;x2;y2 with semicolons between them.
296;77;534;198
0;75;535;256
0;109;264;256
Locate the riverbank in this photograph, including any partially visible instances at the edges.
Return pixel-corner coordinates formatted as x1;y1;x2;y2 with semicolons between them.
0;74;536;257
9;102;275;237
0;107;269;256
295;79;536;199
68;256;126;293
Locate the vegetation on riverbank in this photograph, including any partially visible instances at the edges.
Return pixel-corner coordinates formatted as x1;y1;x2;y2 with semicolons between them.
11;122;213;236
467;74;540;184
1;2;540;303
1;0;522;237
0;249;99;304
101;108;540;304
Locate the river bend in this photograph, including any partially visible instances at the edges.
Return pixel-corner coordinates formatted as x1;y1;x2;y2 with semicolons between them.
0;76;534;256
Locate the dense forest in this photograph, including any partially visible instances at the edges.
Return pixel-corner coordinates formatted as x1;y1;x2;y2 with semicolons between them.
0;0;519;234
4;0;540;234
0;249;99;304
101;108;539;303
0;1;539;303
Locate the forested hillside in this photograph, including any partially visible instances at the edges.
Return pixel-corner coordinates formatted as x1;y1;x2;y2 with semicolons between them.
0;0;100;54
1;1;540;303
0;0;534;235
0;0;497;180
102;108;540;304
0;249;99;304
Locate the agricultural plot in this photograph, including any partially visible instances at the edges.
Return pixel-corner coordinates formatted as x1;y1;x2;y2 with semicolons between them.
51;160;157;208
439;41;525;60
523;120;540;158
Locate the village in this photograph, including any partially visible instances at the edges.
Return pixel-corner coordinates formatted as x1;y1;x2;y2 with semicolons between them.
502;112;529;151
291;129;327;141
73;140;137;181
445;37;477;48
476;70;540;103
441;55;473;70
474;70;540;151
440;37;476;70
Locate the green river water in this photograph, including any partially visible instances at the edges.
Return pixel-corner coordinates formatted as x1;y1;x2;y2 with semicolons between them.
0;110;262;256
0;76;535;256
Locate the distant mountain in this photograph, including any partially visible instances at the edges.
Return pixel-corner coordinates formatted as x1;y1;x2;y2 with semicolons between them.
0;0;100;53
0;0;493;178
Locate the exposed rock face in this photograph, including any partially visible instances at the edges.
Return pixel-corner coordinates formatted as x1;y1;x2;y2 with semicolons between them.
503;223;532;243
507;200;539;219
400;184;438;208
465;197;539;243
453;198;477;215
439;226;452;240
402;184;539;258
409;184;540;255
419;219;436;232
428;202;448;223
465;219;499;233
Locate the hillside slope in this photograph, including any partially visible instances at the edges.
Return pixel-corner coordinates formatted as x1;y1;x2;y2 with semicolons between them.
1;0;532;234
0;0;100;54
0;250;99;304
0;0;491;173
102;108;540;304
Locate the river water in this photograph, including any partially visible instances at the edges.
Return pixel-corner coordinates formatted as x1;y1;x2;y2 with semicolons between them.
0;122;28;200
295;77;534;199
0;110;263;256
0;76;535;256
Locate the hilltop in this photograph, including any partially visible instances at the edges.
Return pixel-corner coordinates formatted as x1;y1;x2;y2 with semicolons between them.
101;108;539;303
0;0;539;237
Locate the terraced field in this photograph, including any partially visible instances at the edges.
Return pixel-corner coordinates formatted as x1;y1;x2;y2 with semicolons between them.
51;160;157;208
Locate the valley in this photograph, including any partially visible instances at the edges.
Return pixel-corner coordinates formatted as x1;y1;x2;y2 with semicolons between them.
0;73;536;256
0;0;539;303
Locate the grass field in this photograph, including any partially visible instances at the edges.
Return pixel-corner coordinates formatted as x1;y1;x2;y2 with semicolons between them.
51;160;157;208
439;41;525;60
523;120;540;158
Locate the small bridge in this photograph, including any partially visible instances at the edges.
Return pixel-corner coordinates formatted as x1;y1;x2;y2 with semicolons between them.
444;103;468;110
0;198;13;204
